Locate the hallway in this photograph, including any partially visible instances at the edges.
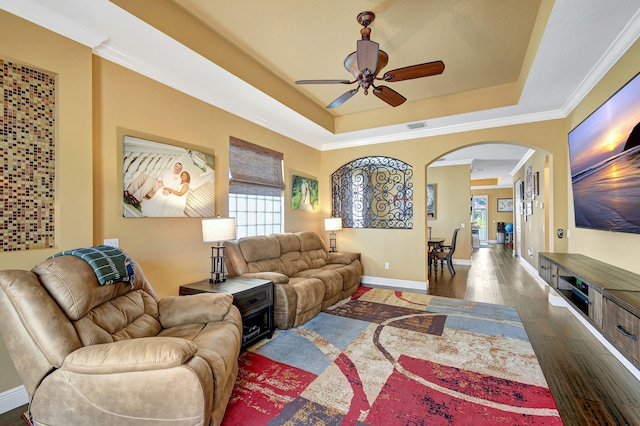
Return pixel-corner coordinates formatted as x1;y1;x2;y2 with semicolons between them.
429;244;640;425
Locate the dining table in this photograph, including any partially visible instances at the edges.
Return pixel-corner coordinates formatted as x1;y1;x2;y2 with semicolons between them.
428;237;446;274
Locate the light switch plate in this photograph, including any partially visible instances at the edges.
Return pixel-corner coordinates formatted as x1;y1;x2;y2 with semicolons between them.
103;238;119;248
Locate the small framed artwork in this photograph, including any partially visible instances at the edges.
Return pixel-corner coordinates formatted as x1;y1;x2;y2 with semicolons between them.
497;198;513;212
291;175;318;210
427;184;436;219
525;165;533;198
526;201;533;216
533;171;540;196
123;135;215;218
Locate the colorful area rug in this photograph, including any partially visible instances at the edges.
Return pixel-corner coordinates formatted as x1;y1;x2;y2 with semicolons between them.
223;287;562;425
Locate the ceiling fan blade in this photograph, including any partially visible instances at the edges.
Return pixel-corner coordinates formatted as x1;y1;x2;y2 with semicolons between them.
295;79;350;85
327;88;359;109
357;39;379;74
373;85;406;107
382;60;445;82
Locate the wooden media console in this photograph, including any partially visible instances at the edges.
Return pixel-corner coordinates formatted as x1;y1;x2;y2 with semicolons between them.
539;252;640;370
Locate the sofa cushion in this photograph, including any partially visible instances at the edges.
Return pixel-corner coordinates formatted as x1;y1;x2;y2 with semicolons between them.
275;233;308;276
238;235;288;274
297;231;329;268
73;290;162;345
238;235;280;262
33;256;147;321
293;269;342;308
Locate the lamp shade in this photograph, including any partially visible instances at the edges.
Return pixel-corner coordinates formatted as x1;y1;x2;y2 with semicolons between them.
324;217;343;231
202;218;236;242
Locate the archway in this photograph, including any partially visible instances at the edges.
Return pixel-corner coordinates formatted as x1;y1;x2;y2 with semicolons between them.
424;141;552;281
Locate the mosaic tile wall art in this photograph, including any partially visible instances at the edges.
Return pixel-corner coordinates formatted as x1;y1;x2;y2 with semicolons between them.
1;59;56;251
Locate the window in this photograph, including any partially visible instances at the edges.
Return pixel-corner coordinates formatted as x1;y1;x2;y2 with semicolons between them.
331;156;413;229
228;137;284;238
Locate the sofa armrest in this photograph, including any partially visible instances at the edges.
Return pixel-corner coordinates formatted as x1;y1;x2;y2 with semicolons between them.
327;252;360;265
241;272;289;284
158;293;233;328
62;337;197;374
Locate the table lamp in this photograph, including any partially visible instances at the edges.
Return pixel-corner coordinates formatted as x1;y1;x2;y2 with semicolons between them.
202;217;236;283
324;217;342;252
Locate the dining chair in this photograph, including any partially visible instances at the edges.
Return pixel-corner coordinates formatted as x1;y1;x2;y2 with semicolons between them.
435;228;460;276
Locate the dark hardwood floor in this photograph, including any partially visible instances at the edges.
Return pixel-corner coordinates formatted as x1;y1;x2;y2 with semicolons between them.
2;244;639;425
429;243;640;425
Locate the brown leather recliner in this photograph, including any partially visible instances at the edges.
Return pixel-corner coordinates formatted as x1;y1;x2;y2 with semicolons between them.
0;255;242;426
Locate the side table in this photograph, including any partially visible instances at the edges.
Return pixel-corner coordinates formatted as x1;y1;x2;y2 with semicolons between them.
179;277;274;350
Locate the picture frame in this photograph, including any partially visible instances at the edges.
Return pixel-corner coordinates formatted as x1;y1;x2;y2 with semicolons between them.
291;175;318;210
525;165;533;198
526;201;533;216
123;135;215;218
533;171;540;196
497;198;514;212
427;184;436;219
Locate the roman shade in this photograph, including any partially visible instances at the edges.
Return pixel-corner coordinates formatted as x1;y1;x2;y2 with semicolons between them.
229;136;285;196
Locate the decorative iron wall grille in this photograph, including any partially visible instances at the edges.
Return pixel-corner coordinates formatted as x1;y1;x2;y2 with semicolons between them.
331;156;413;229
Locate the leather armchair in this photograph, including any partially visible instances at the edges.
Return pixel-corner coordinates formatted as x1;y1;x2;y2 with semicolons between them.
0;255;242;426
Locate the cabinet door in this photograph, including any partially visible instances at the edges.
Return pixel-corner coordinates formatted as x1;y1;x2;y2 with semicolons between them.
603;298;639;365
539;257;551;284
550;264;558;288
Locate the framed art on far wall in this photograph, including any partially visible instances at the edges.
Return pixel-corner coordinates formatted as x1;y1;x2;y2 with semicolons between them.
291;175;318;210
427;184;436;219
525;165;533;198
497;198;514;212
123;135;215;218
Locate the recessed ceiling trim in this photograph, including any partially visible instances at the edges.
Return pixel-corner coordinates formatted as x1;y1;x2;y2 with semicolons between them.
511;149;536;176
558;7;640;116
0;0;109;48
429;159;473;168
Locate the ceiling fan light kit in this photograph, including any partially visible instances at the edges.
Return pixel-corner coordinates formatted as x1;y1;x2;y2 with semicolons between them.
295;11;445;109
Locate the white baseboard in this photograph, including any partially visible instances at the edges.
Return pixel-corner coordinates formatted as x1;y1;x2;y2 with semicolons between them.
360;276;427;292
0;385;28;414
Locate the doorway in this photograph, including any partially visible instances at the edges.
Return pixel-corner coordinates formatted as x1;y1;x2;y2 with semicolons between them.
472;195;488;243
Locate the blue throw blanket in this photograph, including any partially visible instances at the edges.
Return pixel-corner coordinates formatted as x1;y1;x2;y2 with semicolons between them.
50;245;135;286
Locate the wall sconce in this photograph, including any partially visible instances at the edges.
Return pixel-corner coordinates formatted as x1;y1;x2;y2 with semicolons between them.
202;217;236;283
324;217;343;252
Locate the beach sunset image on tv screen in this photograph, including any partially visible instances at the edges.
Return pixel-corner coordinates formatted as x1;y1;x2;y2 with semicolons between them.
568;72;640;234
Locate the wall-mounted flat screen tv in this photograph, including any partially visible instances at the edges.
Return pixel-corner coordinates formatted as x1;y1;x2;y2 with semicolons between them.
568;72;640;234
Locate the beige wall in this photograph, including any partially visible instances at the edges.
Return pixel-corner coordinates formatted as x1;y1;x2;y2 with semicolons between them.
93;57;322;298
0;11;94;395
512;150;550;269
428;165;471;265
320;122;568;285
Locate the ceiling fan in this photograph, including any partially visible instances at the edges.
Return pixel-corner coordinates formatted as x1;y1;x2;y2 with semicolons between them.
295;11;445;109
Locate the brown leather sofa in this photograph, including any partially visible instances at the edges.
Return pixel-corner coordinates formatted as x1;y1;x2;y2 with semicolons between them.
0;255;242;426
225;231;362;329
